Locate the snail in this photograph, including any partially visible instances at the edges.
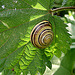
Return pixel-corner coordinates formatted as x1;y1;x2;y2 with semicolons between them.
30;20;53;48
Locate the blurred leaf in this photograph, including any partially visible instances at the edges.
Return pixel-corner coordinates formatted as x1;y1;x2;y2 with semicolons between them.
44;56;52;69
54;66;71;75
54;48;75;75
65;0;75;6
62;0;68;6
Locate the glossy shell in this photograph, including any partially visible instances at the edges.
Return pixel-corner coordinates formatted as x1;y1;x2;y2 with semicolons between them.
30;20;53;48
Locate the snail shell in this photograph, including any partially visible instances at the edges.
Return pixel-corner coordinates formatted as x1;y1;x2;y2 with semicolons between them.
30;20;53;48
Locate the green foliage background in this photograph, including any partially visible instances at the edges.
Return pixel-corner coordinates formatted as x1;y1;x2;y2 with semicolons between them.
0;0;74;75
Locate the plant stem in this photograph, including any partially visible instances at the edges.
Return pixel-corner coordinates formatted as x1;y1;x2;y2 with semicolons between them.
50;7;75;12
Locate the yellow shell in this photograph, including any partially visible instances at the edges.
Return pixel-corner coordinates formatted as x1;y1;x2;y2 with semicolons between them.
30;20;53;48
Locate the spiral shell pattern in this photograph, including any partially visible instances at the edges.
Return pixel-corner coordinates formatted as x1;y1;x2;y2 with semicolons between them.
30;20;53;48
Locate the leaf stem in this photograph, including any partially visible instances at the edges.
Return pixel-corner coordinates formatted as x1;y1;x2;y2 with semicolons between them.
49;7;75;13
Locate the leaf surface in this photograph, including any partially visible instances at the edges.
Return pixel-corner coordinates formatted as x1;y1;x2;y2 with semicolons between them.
0;0;72;75
54;48;75;75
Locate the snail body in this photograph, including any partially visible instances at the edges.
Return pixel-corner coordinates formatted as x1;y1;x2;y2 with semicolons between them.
30;20;53;48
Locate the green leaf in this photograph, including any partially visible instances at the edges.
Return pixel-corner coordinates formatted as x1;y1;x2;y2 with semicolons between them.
23;0;38;6
54;48;75;75
14;63;21;75
38;0;54;10
0;58;6;72
44;45;56;58
19;42;46;75
0;58;6;68
19;43;36;70
54;48;61;58
44;56;52;69
43;15;71;58
54;0;75;7
0;0;32;11
0;0;72;75
0;9;47;32
2;69;15;75
53;16;71;53
28;49;46;75
64;0;75;6
25;0;54;10
54;66;71;75
0;9;48;59
4;46;24;69
61;48;75;72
